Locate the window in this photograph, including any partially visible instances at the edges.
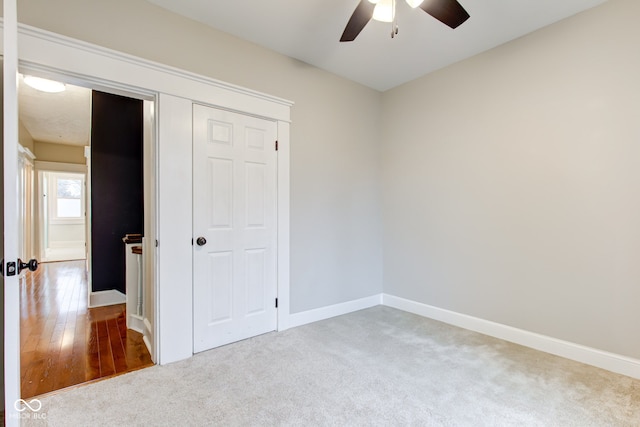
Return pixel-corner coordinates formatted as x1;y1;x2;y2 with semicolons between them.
48;172;85;224
56;178;82;218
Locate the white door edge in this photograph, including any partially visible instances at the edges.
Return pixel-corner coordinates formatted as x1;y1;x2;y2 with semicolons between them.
3;0;21;424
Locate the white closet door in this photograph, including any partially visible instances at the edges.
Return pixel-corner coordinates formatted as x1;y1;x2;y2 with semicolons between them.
192;104;278;353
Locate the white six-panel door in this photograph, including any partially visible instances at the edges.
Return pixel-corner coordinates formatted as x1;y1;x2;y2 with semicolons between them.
193;104;278;353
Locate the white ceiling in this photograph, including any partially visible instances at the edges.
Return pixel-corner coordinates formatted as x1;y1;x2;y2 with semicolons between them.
147;0;606;91
18;76;92;147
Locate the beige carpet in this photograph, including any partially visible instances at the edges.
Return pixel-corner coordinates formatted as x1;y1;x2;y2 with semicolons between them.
21;306;640;426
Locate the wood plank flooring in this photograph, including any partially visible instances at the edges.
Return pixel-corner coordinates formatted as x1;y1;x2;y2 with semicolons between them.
20;260;154;399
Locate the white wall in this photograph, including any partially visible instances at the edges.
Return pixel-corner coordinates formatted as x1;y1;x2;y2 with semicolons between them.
48;223;84;242
381;0;640;359
16;0;384;313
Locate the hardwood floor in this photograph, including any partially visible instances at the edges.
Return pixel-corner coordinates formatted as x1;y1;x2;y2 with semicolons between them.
20;260;153;399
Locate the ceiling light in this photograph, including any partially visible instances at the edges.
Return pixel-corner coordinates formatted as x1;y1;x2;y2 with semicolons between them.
372;0;395;22
23;76;66;93
367;0;381;3
405;0;424;7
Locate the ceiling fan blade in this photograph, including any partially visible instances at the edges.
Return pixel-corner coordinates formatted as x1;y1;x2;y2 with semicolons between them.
419;0;470;29
340;0;376;42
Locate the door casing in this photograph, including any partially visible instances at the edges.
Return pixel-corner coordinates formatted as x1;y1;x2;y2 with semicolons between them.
36;165;87;263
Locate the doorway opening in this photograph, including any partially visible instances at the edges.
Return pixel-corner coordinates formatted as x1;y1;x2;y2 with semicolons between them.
39;170;86;263
17;74;157;398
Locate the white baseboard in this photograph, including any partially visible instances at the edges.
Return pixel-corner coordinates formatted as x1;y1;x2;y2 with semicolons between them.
48;240;85;249
43;245;86;263
143;317;154;362
128;313;144;334
144;317;153;336
382;293;640;380
288;294;382;329
143;335;153;362
89;290;126;308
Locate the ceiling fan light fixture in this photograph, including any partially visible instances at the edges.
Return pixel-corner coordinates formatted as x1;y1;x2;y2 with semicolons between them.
372;0;395;22
405;0;424;8
23;75;66;93
340;0;469;42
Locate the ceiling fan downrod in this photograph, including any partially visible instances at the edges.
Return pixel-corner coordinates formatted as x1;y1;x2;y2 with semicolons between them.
391;0;399;38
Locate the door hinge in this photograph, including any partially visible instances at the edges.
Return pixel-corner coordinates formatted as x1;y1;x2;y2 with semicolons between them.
275;140;278;151
155;240;159;247
275;298;278;308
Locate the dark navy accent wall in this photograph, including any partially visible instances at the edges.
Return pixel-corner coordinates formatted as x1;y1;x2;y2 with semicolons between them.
90;91;143;294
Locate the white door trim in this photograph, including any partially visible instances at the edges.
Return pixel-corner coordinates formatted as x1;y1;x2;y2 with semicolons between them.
276;121;291;332
34;162;88;264
0;21;293;365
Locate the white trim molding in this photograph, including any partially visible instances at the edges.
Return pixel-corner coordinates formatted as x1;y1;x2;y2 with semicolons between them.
128;313;144;335
34;160;87;174
10;23;293;122
276;121;291;332
143;318;154;362
288;294;382;329
382;294;640;380
89;289;126;308
18;143;36;160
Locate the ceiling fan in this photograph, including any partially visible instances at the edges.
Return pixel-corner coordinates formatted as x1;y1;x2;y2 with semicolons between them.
340;0;470;42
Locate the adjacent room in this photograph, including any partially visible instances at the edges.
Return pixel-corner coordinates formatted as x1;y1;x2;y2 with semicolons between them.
17;78;155;398
3;0;640;424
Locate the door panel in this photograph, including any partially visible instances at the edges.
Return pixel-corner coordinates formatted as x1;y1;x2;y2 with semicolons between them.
193;105;277;353
208;251;233;324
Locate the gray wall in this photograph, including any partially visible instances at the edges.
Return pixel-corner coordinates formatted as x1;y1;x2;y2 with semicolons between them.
381;0;640;359
17;0;384;313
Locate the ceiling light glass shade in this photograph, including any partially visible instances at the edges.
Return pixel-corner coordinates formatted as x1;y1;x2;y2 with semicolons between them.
372;0;394;22
405;0;424;7
23;76;66;93
367;0;381;3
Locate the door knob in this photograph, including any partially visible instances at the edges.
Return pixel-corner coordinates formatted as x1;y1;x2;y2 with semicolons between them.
196;237;207;246
18;258;39;274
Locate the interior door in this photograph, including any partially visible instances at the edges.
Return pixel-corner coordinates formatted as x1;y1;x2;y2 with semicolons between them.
4;0;21;423
192;104;278;353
